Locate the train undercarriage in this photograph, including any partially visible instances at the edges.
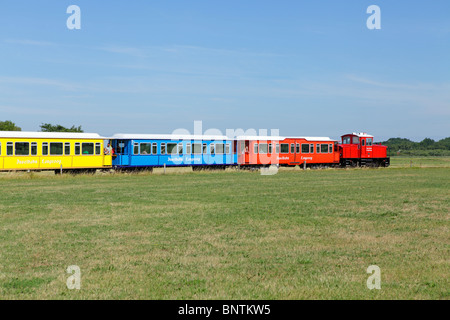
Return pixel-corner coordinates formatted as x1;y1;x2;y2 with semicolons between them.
340;157;390;168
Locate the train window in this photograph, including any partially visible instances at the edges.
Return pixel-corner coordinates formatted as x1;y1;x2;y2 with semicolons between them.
167;143;177;154
65;142;71;155
352;136;360;144
296;144;300;153
31;142;37;156
82;143;94;155
310;144;314;153
152;143;157;154
280;144;289;154
268;144;272;154
75;143;80;155
367;138;373;146
133;143;139;155
203;143;207;154
42;142;48;156
95;143;101;155
343;137;351;144
216;143;224;154
192;143;202;154
7;142;13;156
210;144;215;155
178;143;183;155
362;139;365;146
290;144;295;153
321;144;329;153
15;142;29;156
329;144;333;153
259;143;268;154
301;144;309;153
117;141;126;154
316;144;320;153
226;144;230;154
276;144;280;153
161;143;166;154
50;143;64;155
186;143;191;154
253;144;258;154
140;143;151;155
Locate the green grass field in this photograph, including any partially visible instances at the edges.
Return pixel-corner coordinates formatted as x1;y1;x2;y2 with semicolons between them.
0;161;449;299
389;156;450;168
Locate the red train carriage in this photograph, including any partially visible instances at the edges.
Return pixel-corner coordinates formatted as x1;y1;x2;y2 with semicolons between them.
237;136;340;167
281;137;340;167
339;132;390;167
237;136;284;166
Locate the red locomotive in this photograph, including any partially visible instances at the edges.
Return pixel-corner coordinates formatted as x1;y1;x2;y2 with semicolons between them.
339;133;390;167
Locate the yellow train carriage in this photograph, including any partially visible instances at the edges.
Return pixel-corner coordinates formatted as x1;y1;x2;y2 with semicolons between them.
0;131;112;171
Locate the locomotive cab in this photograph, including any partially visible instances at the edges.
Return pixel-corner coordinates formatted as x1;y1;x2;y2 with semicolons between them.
339;132;389;167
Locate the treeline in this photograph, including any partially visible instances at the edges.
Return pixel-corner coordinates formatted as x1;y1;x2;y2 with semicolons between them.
0;120;83;133
380;137;450;156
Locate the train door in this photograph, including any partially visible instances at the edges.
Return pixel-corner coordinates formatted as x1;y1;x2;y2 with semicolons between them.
115;139;130;166
233;140;238;164
294;141;301;163
0;141;3;170
334;141;340;162
360;138;369;158
288;141;295;165
237;140;250;165
244;141;250;164
237;141;243;164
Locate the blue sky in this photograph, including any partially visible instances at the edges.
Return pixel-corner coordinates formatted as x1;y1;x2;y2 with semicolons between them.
0;0;449;141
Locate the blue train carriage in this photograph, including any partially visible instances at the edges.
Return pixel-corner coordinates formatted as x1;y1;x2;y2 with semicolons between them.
110;134;237;169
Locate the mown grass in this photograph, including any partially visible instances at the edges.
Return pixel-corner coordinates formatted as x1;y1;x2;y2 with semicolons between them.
390;156;450;168
0;166;448;299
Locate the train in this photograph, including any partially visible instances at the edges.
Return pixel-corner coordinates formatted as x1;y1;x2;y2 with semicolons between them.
0;131;389;172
